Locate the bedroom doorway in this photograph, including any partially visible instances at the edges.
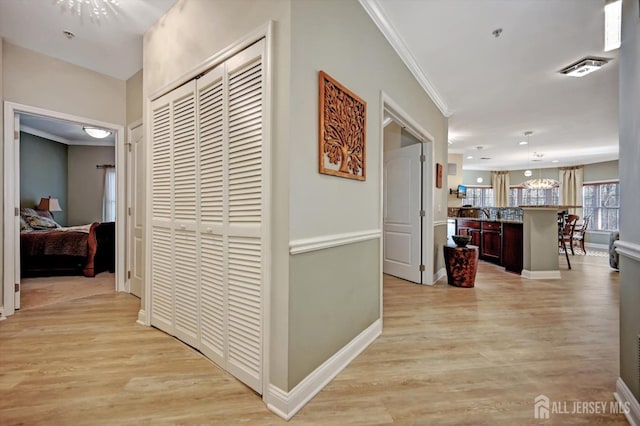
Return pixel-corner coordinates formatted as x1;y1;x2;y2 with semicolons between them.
2;102;126;317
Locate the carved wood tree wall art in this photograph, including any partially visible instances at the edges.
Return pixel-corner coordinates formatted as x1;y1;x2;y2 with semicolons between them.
319;71;366;181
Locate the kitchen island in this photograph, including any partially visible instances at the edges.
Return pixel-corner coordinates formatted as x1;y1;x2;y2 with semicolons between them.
451;206;562;279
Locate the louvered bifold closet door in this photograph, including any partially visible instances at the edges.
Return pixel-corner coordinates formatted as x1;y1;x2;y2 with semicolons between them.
150;81;200;346
224;40;265;393
197;64;226;366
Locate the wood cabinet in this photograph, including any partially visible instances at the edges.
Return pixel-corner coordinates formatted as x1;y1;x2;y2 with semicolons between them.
457;220;481;247
502;223;523;274
455;219;523;273
481;221;501;263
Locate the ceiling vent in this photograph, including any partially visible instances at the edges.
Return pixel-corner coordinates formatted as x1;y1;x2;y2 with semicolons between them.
559;57;609;77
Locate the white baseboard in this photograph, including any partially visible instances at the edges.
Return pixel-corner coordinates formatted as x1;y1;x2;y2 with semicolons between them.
585;242;609;250
136;309;148;326
614;377;640;425
521;269;561;280
264;318;382;420
433;267;446;283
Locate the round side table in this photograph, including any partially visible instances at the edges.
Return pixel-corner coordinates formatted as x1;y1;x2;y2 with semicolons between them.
443;245;479;288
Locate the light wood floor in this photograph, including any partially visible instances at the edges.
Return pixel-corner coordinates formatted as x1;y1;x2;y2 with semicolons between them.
20;272;115;310
0;253;624;424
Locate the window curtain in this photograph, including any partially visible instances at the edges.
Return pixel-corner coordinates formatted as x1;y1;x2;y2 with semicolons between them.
102;167;116;222
491;171;510;207
560;166;583;216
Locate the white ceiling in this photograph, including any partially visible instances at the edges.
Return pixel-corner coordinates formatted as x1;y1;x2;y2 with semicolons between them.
366;0;619;171
0;0;176;147
0;0;176;80
1;0;620;171
20;113;116;146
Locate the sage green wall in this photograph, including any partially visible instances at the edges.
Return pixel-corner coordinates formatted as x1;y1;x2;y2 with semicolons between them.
144;0;292;390
619;0;640;401
289;0;447;241
1;38;4;306
289;239;379;389
19;132;68;226
434;224;447;277
383;121;401;151
447;153;463;207
462;160;619;186
288;0;447;390
522;209;559;272
3;43;126;125
461;169;491;187
126;69;143;126
583;160;618;182
67;146;115;226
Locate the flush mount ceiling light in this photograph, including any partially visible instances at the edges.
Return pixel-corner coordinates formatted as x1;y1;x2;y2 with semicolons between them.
604;0;622;52
560;57;609;77
83;126;112;139
56;0;120;22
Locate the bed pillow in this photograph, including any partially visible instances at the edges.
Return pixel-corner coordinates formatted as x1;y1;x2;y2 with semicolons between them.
24;214;60;230
20;207;55;220
20;215;32;232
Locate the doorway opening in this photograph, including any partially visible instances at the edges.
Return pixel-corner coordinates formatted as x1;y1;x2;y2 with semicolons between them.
381;95;435;288
3;102;126;317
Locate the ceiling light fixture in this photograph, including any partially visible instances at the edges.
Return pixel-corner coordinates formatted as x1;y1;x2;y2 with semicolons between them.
523;131;533;178
604;0;622;52
56;0;120;22
83;126;112;139
466;155;473;160
520;131;560;190
560;57;609;78
476;177;483;184
519;140;528;145
551;159;560;163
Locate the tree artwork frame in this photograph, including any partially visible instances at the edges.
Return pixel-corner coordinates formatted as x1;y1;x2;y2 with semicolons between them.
318;71;367;181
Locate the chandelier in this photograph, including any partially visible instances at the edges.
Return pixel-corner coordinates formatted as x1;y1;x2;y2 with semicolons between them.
521;178;560;190
520;131;560;190
57;0;120;22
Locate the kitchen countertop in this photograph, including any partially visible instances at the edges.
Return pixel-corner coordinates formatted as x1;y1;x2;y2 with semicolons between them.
448;217;523;224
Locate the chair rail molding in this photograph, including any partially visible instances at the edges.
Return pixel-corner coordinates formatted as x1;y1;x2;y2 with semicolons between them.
615;240;640;262
290;229;381;255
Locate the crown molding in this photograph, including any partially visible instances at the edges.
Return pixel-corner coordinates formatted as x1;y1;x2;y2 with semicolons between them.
359;0;452;117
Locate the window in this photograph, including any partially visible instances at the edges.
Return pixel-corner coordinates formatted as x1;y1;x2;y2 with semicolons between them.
102;167;116;222
509;187;559;206
583;182;619;231
465;187;494;207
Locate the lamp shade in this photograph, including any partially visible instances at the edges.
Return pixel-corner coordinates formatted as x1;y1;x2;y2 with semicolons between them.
37;197;62;212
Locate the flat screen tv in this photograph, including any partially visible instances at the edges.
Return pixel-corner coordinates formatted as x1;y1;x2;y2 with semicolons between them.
457;184;467;199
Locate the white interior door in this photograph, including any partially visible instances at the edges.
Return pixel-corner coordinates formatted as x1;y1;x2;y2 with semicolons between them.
383;143;422;284
14;114;21;309
127;123;144;298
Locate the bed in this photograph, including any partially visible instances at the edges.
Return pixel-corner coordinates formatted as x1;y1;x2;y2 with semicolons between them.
20;208;115;278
